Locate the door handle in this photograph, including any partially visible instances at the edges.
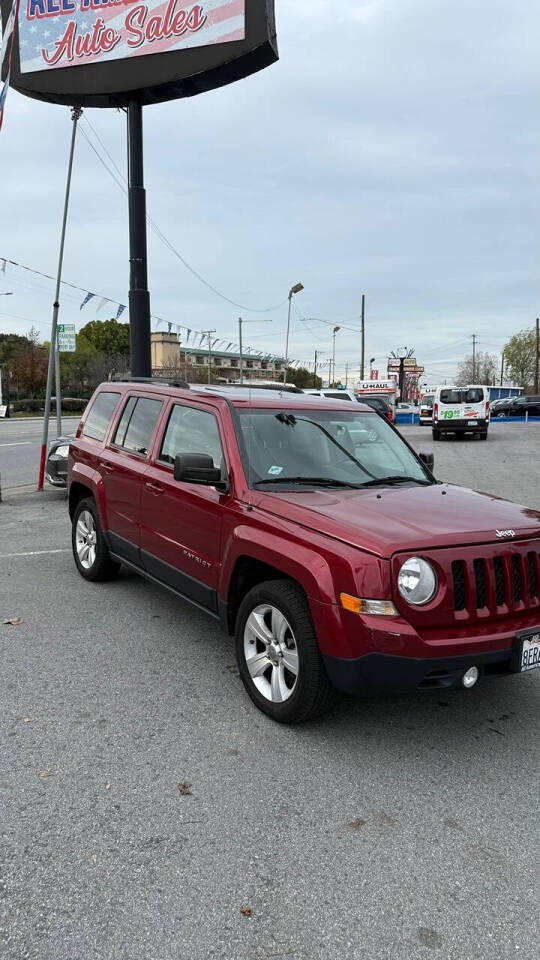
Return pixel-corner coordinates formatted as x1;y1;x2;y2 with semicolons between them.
145;481;164;496
99;461;115;475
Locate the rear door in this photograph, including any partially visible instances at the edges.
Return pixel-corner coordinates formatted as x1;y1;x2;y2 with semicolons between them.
99;393;165;564
140;400;228;613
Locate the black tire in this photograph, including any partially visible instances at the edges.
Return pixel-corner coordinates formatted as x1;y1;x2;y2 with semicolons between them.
480;432;488;440
72;497;120;582
235;579;334;724
432;430;440;441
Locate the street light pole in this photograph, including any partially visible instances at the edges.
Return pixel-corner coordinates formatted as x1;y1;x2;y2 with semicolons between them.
360;294;365;379
284;282;304;384
238;317;243;385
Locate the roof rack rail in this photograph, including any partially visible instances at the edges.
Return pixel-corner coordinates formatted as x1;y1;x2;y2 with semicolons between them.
113;376;190;389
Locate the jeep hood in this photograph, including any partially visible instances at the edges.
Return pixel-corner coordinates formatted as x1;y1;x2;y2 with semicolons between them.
256;483;540;558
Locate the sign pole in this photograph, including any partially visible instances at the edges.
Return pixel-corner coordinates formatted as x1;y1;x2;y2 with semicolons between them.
38;106;82;491
54;328;62;436
127;100;151;378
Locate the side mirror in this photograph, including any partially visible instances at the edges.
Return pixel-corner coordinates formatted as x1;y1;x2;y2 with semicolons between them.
419;451;435;472
174;453;225;488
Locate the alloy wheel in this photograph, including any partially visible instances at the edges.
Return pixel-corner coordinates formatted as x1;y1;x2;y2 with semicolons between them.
243;604;299;703
76;510;97;570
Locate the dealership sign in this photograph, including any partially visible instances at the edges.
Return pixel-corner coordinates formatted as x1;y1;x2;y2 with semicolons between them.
1;0;277;106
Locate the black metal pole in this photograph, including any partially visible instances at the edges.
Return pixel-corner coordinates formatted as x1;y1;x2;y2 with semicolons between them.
127;100;151;378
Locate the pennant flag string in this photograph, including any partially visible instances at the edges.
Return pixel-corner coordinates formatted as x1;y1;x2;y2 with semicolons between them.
80;292;95;310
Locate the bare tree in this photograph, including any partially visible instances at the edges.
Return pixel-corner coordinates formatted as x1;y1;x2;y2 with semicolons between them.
456;351;497;385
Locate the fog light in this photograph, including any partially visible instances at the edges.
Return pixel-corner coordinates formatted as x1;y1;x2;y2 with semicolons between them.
462;666;479;689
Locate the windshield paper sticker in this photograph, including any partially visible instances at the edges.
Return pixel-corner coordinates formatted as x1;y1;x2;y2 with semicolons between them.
268;465;283;476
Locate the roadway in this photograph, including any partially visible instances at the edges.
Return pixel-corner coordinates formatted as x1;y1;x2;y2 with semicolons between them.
0;416;80;492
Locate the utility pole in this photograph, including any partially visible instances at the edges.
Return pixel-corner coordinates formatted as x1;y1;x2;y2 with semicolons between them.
471;333;477;382
313;349;318;388
202;329;216;384
535;318;539;394
238;318;243;385
332;326;340;386
500;351;505;387
345;362;349;388
360;294;365;380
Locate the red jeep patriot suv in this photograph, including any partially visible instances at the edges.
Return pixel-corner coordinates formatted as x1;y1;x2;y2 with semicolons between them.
68;379;540;723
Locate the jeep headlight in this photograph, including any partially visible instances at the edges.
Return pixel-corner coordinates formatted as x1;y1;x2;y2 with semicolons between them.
54;445;70;458
397;557;437;606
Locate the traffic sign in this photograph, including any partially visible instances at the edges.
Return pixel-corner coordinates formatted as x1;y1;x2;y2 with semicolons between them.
58;324;76;352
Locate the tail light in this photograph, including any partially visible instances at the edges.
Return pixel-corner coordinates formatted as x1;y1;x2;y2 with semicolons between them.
486;400;490;420
434;402;439;420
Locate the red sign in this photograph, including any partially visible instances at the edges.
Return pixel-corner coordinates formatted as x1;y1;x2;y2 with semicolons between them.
370;370;379;380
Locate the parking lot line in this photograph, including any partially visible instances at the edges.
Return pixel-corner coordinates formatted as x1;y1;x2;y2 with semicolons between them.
0;548;70;558
0;441;32;447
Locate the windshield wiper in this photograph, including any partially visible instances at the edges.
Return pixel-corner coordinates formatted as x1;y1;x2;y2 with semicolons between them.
360;475;432;488
254;476;361;489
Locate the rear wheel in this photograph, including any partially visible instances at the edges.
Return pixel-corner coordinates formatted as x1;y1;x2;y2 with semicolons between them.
235;579;334;723
72;498;120;582
432;429;440;441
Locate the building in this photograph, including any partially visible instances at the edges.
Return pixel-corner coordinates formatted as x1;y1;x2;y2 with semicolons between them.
150;332;287;381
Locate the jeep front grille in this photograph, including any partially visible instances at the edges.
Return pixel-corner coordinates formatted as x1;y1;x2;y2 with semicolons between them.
451;548;540;615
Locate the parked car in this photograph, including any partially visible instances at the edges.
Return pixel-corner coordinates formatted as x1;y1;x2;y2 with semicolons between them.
492;396;540;418
396;402;417;414
432;385;490;440
68;379;540;723
361;395;393;421
304;388;358;402
46;434;74;486
419;395;434;426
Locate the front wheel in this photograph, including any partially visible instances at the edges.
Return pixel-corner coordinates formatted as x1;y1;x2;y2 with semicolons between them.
72;498;120;582
235;580;334;723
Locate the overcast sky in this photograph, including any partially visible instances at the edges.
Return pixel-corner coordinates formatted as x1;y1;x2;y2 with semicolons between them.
1;0;539;384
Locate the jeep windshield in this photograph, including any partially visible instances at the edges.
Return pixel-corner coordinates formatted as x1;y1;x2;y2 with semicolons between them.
236;408;432;488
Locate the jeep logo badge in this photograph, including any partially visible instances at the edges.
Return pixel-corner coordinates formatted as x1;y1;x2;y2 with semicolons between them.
496;529;516;538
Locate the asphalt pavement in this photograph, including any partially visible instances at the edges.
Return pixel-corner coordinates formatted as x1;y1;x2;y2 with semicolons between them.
0;423;539;960
0;417;80;492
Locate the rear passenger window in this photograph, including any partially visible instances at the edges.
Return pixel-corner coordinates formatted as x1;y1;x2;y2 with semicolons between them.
112;397;163;456
326;392;351;400
440;390;462;404
160;405;224;468
82;391;120;442
464;388;484;403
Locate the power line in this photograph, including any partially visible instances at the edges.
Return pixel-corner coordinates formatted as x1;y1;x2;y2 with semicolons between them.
80;117;288;315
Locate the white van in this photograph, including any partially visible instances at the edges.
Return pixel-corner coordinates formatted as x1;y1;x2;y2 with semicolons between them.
304;388;359;402
432;385;489;440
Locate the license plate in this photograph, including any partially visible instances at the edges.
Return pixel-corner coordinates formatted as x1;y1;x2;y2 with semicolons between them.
468;420;478;425
513;628;540;672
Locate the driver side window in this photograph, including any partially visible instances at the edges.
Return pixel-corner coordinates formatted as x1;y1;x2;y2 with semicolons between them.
159;404;224;468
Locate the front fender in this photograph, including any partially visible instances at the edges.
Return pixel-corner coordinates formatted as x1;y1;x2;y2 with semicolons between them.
69;461;108;529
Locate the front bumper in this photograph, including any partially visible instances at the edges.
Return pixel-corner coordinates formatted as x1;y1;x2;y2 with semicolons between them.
322;648;513;695
46;456;68;486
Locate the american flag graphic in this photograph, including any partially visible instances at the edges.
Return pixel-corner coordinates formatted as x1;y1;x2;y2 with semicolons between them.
0;0;21;130
20;0;245;74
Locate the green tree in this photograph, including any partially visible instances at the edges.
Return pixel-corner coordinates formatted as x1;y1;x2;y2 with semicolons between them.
60;333;98;396
287;366;322;389
79;318;130;357
503;328;536;391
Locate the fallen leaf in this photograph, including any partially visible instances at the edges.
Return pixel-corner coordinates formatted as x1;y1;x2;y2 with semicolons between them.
105;782;111;790
23;717;31;724
349;817;367;830
3;617;22;626
178;781;192;796
39;768;51;779
240;907;252;917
